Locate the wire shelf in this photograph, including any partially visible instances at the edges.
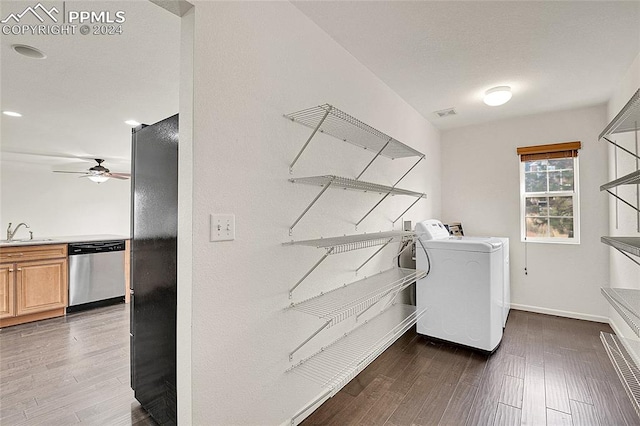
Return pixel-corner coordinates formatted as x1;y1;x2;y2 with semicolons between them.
285;104;424;160
601;170;640;191
289;175;427;199
289;268;426;327
288;303;424;394
602;288;640;337
600;89;640;139
600;332;640;418
602;237;640;257
603;288;640;321
284;231;414;254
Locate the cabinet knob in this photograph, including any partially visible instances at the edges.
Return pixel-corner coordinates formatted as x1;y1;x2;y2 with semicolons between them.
16;268;22;271
8;269;13;272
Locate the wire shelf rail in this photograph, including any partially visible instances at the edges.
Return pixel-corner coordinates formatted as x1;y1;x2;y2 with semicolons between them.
288;303;424;393
601;332;640;418
284;231;415;299
602;288;640;337
290;175;426;198
290;267;425;327
284;231;413;251
599;89;640;140
285;104;424;174
601;170;640;192
602;237;640;264
288;175;426;233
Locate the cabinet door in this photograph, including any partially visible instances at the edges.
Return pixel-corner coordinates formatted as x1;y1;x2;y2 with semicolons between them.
16;258;68;316
0;264;15;319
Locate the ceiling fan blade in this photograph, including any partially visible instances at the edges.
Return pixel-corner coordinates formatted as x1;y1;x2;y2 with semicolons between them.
110;172;131;178
109;175;130;180
53;170;88;174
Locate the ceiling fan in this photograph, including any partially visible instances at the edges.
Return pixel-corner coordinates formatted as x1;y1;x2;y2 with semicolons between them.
53;159;130;183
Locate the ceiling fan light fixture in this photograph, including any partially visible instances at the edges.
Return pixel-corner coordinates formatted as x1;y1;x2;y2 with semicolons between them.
88;175;110;183
483;86;512;106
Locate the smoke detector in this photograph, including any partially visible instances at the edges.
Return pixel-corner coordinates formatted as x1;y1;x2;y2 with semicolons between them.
434;108;457;118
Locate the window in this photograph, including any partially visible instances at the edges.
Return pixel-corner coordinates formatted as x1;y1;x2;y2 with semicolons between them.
518;142;581;244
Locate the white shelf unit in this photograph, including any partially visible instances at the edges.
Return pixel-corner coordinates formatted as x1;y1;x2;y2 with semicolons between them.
289;303;426;425
601;170;640;192
288;175;427;233
285;232;418;361
285;104;425;172
601;332;640;418
284;231;414;298
602;288;640;336
600;88;640;418
283;105;428;424
285;104;427;234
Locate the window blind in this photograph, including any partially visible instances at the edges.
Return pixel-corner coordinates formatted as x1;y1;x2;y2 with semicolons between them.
516;141;581;162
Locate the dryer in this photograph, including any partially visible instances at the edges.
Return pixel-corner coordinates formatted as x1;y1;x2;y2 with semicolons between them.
415;220;504;352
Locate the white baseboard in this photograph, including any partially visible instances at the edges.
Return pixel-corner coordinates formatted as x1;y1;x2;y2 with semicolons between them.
510;303;609;323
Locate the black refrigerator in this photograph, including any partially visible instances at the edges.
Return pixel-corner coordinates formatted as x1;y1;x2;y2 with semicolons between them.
130;114;179;425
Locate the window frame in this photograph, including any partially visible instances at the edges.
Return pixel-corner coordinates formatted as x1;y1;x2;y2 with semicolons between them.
519;156;580;244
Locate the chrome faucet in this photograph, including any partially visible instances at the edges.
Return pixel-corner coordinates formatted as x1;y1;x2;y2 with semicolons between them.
6;222;30;242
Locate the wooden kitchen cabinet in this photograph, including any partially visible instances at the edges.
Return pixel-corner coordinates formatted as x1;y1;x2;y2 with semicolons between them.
0;244;68;327
0;264;14;319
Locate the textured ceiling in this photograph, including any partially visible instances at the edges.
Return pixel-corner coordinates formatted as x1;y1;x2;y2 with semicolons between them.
294;1;640;130
0;0;180;171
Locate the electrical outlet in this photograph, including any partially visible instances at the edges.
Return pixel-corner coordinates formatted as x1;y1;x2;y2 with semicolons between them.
210;214;235;242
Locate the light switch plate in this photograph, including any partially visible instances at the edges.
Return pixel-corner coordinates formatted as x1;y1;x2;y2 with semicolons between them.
210;214;235;242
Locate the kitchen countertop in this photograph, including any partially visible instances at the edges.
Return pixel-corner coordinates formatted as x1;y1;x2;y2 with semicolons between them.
0;234;130;248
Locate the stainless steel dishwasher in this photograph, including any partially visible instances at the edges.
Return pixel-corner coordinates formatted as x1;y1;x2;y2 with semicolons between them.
68;240;126;310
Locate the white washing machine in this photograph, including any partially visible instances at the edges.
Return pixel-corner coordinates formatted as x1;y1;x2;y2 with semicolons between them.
415;220;504;352
461;235;510;327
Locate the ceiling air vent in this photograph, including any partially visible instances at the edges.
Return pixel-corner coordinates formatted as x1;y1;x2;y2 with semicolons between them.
434;108;457;118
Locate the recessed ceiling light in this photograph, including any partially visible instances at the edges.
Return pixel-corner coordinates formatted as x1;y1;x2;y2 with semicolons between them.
125;120;141;126
484;86;512;106
11;44;46;59
2;111;22;117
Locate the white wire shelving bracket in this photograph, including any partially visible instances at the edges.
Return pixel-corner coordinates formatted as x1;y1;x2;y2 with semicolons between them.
285;104;425;175
288;268;426;360
288;303;426;425
288;175;427;234
284;231;415;298
601;332;640;418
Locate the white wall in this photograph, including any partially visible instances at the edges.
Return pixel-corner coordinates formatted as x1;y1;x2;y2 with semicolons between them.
441;105;610;321
606;51;640;341
0;162;130;238
184;2;441;424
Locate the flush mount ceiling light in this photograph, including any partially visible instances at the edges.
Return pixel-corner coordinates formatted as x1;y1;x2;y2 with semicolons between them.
2;111;22;117
11;44;46;59
125;120;141;126
483;86;512;106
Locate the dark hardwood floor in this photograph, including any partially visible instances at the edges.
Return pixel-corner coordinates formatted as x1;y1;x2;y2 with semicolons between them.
2;305;638;425
0;303;156;426
303;309;640;426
